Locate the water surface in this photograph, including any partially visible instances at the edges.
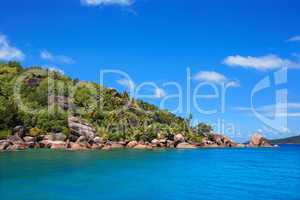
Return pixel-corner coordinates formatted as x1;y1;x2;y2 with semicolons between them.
1;145;300;200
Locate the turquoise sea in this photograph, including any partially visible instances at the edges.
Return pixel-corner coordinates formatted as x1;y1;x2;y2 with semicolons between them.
1;145;300;200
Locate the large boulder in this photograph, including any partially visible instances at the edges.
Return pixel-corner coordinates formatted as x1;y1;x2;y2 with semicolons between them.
213;134;236;147
249;133;272;147
0;140;11;151
174;134;185;143
159;139;167;147
176;142;196;149
23;136;35;143
166;140;175;148
13;126;26;138
53;133;67;141
68;116;96;140
7;135;23;144
43;134;54;141
76;136;88;144
93;137;103;144
151;139;160;147
127;141;138;148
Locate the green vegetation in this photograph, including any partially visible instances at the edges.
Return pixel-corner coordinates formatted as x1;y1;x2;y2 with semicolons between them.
0;62;212;142
0;129;11;140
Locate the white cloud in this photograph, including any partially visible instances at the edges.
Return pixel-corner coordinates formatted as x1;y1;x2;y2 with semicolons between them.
117;79;135;90
40;50;75;64
80;0;132;6
223;54;300;70
40;50;53;60
0;33;25;61
193;71;240;88
154;87;166;98
287;35;300;42
194;71;227;83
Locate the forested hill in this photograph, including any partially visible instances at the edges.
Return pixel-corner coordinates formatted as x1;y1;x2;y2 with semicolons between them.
268;135;300;145
0;61;211;143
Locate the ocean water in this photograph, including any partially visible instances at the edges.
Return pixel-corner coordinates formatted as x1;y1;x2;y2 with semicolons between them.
1;145;300;200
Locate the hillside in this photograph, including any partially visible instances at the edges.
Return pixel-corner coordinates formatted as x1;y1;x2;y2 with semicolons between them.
268;135;300;145
0;61;214;146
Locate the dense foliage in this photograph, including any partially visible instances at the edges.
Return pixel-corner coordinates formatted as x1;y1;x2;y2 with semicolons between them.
0;62;212;142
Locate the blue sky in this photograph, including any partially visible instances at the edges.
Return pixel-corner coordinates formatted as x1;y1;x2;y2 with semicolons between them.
1;0;300;142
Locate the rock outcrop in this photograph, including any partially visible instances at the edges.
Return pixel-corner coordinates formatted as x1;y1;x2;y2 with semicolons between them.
13;126;26;138
93;137;103;144
213;134;237;147
174;134;185;143
0;140;11;151
53;133;67;141
127;141;138;148
0;123;270;151
68;116;96;141
23;136;35;143
249;133;272;147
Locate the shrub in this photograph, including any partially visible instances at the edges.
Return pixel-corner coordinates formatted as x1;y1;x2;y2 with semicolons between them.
0;129;12;139
189;134;204;143
196;123;213;135
108;132;123;142
62;127;70;137
29;127;43;137
207;133;214;141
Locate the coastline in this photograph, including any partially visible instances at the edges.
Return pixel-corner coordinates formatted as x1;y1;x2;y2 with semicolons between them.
0;131;273;152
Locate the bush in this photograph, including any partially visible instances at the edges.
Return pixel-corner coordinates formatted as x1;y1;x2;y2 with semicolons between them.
36;110;68;133
139;132;157;142
207;133;214;141
0;129;12;139
195;123;213;135
108;132;123;141
189;134;204;143
62;127;70;137
29;127;42;137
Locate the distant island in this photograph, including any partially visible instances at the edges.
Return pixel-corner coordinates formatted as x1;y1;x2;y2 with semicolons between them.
268;135;300;145
0;62;272;151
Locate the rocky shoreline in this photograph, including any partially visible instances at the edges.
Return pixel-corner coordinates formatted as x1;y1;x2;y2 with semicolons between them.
0;118;273;151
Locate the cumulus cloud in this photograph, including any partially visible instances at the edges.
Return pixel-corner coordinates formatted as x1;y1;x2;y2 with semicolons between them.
223;54;300;70
40;50;75;64
287;35;300;42
80;0;132;6
154;87;166;98
117;79;135;90
0;34;25;61
193;71;240;88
